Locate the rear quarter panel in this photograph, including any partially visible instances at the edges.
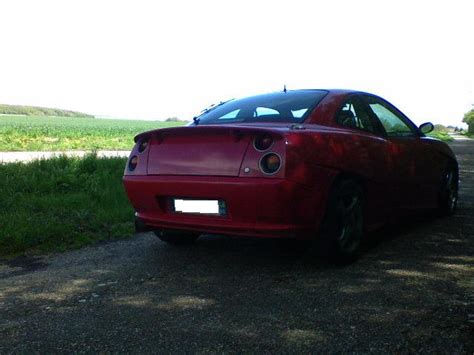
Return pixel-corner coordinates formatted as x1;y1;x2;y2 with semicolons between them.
285;128;389;185
285;127;391;228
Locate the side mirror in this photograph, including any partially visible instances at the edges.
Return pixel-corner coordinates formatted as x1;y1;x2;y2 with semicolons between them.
419;122;434;134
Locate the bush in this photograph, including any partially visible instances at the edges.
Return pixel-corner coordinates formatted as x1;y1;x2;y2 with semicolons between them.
463;109;474;133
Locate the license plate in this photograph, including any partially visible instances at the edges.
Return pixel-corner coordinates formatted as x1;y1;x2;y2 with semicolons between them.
173;199;226;215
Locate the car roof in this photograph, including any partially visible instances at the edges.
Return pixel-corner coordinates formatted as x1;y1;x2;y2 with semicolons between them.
288;88;361;95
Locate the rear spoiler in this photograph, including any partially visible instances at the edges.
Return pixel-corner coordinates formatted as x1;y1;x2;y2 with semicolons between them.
134;124;290;143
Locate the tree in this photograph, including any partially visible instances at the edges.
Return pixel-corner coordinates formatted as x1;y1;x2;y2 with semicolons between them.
463;109;474;133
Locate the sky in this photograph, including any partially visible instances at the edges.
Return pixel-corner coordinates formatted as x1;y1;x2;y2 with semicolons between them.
0;0;473;127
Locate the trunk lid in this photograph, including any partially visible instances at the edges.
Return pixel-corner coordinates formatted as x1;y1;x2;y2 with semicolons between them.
145;126;258;176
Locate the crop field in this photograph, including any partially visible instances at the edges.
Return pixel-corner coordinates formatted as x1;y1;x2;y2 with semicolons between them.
0;115;186;151
0;114;453;152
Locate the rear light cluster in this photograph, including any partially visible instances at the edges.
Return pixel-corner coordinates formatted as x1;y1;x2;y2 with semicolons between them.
128;155;139;171
138;139;148;153
254;134;281;175
260;153;281;174
129;138;149;171
253;133;273;151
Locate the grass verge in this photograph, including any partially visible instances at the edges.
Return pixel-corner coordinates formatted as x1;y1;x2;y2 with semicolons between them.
426;130;453;142
0;115;185;151
0;155;134;256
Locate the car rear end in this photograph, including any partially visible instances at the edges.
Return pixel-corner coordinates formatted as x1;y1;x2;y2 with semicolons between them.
123;125;334;240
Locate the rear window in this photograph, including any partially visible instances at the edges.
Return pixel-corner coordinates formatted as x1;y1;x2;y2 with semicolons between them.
195;90;328;125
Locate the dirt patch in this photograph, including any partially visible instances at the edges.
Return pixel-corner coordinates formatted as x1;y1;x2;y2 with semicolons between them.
0;256;48;279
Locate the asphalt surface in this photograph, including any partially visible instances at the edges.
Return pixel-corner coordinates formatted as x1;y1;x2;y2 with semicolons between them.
1;140;473;353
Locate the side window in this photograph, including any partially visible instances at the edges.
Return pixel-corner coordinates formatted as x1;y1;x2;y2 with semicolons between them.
335;97;376;133
366;99;415;137
219;109;240;120
291;108;308;118
254;107;280;117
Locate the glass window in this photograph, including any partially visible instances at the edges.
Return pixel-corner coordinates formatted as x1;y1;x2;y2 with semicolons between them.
255;107;279;117
219;109;240;120
366;99;415;137
195;90;328;124
292;108;308;118
335;97;376;133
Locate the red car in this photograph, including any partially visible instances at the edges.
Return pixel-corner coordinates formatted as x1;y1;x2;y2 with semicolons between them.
123;89;458;262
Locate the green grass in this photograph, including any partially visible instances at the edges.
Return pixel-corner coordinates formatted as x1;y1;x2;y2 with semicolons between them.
0;115;186;151
426;130;453;142
0;155;135;256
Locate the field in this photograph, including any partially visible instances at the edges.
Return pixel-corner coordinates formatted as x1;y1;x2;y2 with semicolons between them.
0;155;133;256
426;130;453;142
0;115;454;152
0;115;185;151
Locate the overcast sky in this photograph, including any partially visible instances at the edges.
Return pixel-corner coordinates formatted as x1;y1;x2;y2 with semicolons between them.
0;0;473;126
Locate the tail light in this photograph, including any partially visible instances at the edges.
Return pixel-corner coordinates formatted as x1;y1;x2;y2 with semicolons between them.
128;155;139;171
254;133;273;151
138;139;149;153
259;153;281;175
239;131;284;178
125;134;151;175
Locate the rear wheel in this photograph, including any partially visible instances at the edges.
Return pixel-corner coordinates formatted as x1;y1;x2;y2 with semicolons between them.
154;229;200;245
318;179;364;264
438;167;458;216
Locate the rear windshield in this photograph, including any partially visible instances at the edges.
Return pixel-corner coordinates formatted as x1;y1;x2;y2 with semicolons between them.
195;90;328;125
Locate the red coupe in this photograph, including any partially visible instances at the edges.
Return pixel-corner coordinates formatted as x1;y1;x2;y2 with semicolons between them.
123;89;458;262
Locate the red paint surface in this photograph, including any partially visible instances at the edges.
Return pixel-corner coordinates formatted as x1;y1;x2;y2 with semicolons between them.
124;90;457;240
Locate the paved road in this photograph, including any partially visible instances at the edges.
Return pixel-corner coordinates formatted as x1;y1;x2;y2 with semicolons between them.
0;140;473;353
449;133;472;141
0;150;130;163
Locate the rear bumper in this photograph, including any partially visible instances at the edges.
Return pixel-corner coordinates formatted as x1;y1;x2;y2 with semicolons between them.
123;174;333;239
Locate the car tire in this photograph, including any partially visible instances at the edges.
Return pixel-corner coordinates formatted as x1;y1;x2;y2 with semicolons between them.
437;167;458;216
318;179;364;265
154;229;200;245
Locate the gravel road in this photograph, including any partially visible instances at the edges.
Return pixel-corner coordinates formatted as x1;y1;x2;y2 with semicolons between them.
1;140;473;353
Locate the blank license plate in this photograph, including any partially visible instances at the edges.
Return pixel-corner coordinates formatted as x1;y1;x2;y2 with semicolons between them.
173;199;225;215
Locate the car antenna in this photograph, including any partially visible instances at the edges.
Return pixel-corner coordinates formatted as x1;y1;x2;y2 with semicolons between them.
283;84;287;93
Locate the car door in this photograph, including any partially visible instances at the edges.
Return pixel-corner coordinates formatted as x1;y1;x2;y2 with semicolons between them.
361;95;424;210
334;95;392;225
